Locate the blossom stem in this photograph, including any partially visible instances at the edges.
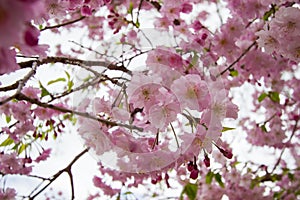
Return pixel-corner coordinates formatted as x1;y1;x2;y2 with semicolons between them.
170;123;179;149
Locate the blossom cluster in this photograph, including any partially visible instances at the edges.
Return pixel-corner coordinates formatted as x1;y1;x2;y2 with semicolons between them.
256;6;300;62
0;0;300;199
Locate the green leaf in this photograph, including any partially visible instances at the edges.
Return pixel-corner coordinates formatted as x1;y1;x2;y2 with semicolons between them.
263;9;274;21
180;183;198;200
39;81;50;98
206;170;214;184
47;78;66;85
288;172;294;181
250;179;259;189
214;173;225;188
65;71;71;80
232;161;241;167
128;2;134;14
229;69;238;77
222;127;235;132
67;80;74;91
124;191;133;195
260;124;267;132
5;115;11;123
258;93;268;102
0;137;14;146
268;91;280;103
273;190;284;199
191;51;199;67
135;20;140;28
18;143;29;154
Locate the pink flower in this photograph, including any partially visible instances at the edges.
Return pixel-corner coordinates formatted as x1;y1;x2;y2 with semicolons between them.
148;101;179;130
0;48;19;75
34;107;56;120
11;101;32;122
154;16;171;29
22;87;41;99
93;176;121;196
111;107;130;121
24;25;39;46
12;120;35;142
18;25;49;58
0;152;32;175
81;5;92;16
127;72;162;110
35;148;51;163
181;3;193;14
256;29;279;54
0;0;45;47
271;7;300;37
148;88;180;129
171;74;210;111
0;187;16;200
160;1;181;20
127;30;137;42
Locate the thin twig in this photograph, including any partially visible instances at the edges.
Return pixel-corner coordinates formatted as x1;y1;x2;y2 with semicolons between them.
271;119;299;173
40;16;86;31
170;123;179;149
18;56;132;75
215;1;223;25
152;129;159;149
0;82;19;92
136;0;144;22
0;64;37;105
15;93;143;131
218;41;257;76
28;148;89;200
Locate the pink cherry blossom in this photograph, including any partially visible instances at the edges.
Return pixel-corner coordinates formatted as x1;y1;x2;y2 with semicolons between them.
35;148;52;163
22;87;41;100
0;188;16;200
0;48;19;75
171;74;210;111
0;152;32;175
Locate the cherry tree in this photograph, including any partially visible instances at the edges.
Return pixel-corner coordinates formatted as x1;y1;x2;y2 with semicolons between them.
0;0;299;199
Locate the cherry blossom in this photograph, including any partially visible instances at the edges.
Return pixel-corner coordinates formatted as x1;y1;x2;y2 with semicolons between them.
0;0;300;199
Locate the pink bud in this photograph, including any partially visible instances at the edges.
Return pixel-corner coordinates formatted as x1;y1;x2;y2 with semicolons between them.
204;155;210;167
201;33;208;40
187;161;194;171
190;169;199;179
220;148;233;159
24;25;39;46
181;3;193;14
81;5;92;16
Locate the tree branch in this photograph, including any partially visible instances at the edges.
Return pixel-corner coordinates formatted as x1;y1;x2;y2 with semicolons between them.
40;16;86;32
218;41;257;76
15;93;143;131
18;56;132;75
28;148;89;200
271;119;299;174
0;64;36;105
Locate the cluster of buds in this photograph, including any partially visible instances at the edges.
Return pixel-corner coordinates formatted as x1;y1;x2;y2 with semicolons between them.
187;156;200;180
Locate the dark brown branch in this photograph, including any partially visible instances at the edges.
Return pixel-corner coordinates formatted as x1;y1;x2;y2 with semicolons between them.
18;56;131;75
136;0;144;21
40;16;86;31
271;119;299;173
29;148;89;200
218;41;257;76
15;93;143;131
0;65;36;105
0;82;19;92
146;0;161;11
